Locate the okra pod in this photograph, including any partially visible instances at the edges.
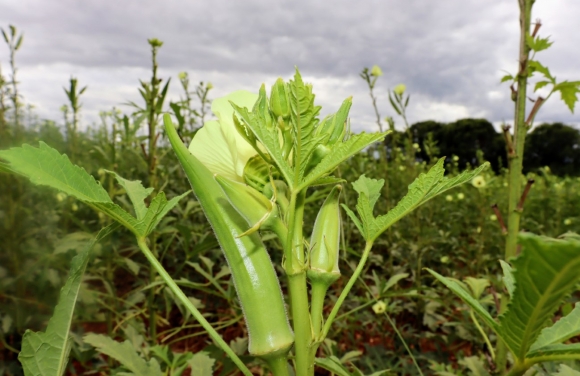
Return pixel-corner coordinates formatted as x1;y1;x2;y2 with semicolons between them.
164;115;294;360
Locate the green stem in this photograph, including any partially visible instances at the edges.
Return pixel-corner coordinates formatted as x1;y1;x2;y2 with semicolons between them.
498;1;533;373
309;280;328;338
136;237;252;376
322;241;374;339
470;310;495;360
288;272;312;376
264;353;291;376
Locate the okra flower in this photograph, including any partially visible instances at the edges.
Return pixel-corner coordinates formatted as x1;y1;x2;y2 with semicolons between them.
189;91;259;182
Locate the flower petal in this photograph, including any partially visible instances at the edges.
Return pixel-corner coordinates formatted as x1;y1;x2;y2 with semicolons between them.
189;91;259;181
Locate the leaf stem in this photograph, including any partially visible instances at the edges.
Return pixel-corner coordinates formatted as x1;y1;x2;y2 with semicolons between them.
322;241;374;339
136;237;252;376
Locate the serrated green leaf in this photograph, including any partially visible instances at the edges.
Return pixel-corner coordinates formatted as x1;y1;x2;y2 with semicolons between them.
369;160;488;240
187;352;215;376
501;74;514;83
310;176;346;187
289;68;322;182
106;170;153;220
18;225;116;376
498;233;580;361
231;95;294;185
0;142;111;203
426;269;499;334
555;365;580;376
353;175;384;210
300;132;388;189
530;304;580;352
84;333;162;376
315;356;352;376
526;34;554;52
553;81;580;113
500;260;515;298
528;60;554;82
534;80;551;92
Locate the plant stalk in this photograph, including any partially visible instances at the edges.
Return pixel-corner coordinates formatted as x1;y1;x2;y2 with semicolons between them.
136;237;253;376
497;0;533;373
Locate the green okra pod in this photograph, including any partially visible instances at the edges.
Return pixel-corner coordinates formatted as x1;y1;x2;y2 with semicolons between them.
164;114;294;360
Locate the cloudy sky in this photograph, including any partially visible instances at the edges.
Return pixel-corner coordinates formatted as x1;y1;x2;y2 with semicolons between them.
0;0;578;132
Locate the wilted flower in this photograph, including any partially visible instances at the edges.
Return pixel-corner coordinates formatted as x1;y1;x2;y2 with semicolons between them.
371;65;383;77
393;84;406;95
372;301;387;314
472;176;486;188
189;91;259;182
457;193;465;200
446;195;453;202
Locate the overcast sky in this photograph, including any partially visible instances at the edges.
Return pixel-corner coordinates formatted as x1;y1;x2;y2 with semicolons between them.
0;0;578;133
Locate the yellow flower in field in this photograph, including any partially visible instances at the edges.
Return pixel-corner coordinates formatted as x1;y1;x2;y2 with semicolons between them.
372;301;387;314
446;195;453;202
371;65;383;77
393;84;406;95
490;214;497;221
472;176;486;188
457;193;465;200
440;256;450;264
71;203;79;212
564;218;573;226
56;192;67;202
452;155;459;162
178;71;188;81
398;165;406;171
476;226;482;233
189;91;259;182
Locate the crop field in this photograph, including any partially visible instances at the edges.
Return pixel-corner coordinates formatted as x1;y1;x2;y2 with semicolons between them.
1;1;580;376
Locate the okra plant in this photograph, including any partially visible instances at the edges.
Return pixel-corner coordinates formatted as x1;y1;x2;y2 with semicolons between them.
0;67;487;375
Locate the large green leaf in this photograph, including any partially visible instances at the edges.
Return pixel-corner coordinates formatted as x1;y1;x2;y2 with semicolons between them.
0;142;111;202
555;365;580;376
0;142;187;237
499;260;515;298
525;343;580;362
530;304;580;352
83;333;163;376
300;132;388;189
426;269;499;333
346;159;488;241
498;233;580;360
18;225;116;376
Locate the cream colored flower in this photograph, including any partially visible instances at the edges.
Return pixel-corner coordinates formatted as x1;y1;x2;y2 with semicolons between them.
372;301;387;314
445;195;453;202
564;218;573;226
371;65;383;77
457;193;465;200
472;176;486;188
490;214;497;221
189;91;259;182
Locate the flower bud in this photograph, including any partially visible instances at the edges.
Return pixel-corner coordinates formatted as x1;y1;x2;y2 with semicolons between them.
269;78;291;120
263;179;290;215
393;84;406;96
308;185;342;279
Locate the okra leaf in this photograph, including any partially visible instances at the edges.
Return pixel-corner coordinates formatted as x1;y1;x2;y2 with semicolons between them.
458;356;491;376
0;142;187;237
529;303;580;352
301;132;388;189
525;343;580;362
288;68;322;181
0;142;111;203
341;204;364;235
499;260;515;298
232;96;294;185
18;225;116;376
553;81;580;113
83;333;163;376
369;159;488;241
498;233;580;361
426;269;499;334
106;170;153;220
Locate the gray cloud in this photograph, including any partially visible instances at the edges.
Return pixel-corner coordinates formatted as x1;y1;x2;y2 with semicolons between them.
0;0;578;132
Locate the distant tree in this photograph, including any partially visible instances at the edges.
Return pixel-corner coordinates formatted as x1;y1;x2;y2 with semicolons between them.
524;123;580;176
410;120;444;161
